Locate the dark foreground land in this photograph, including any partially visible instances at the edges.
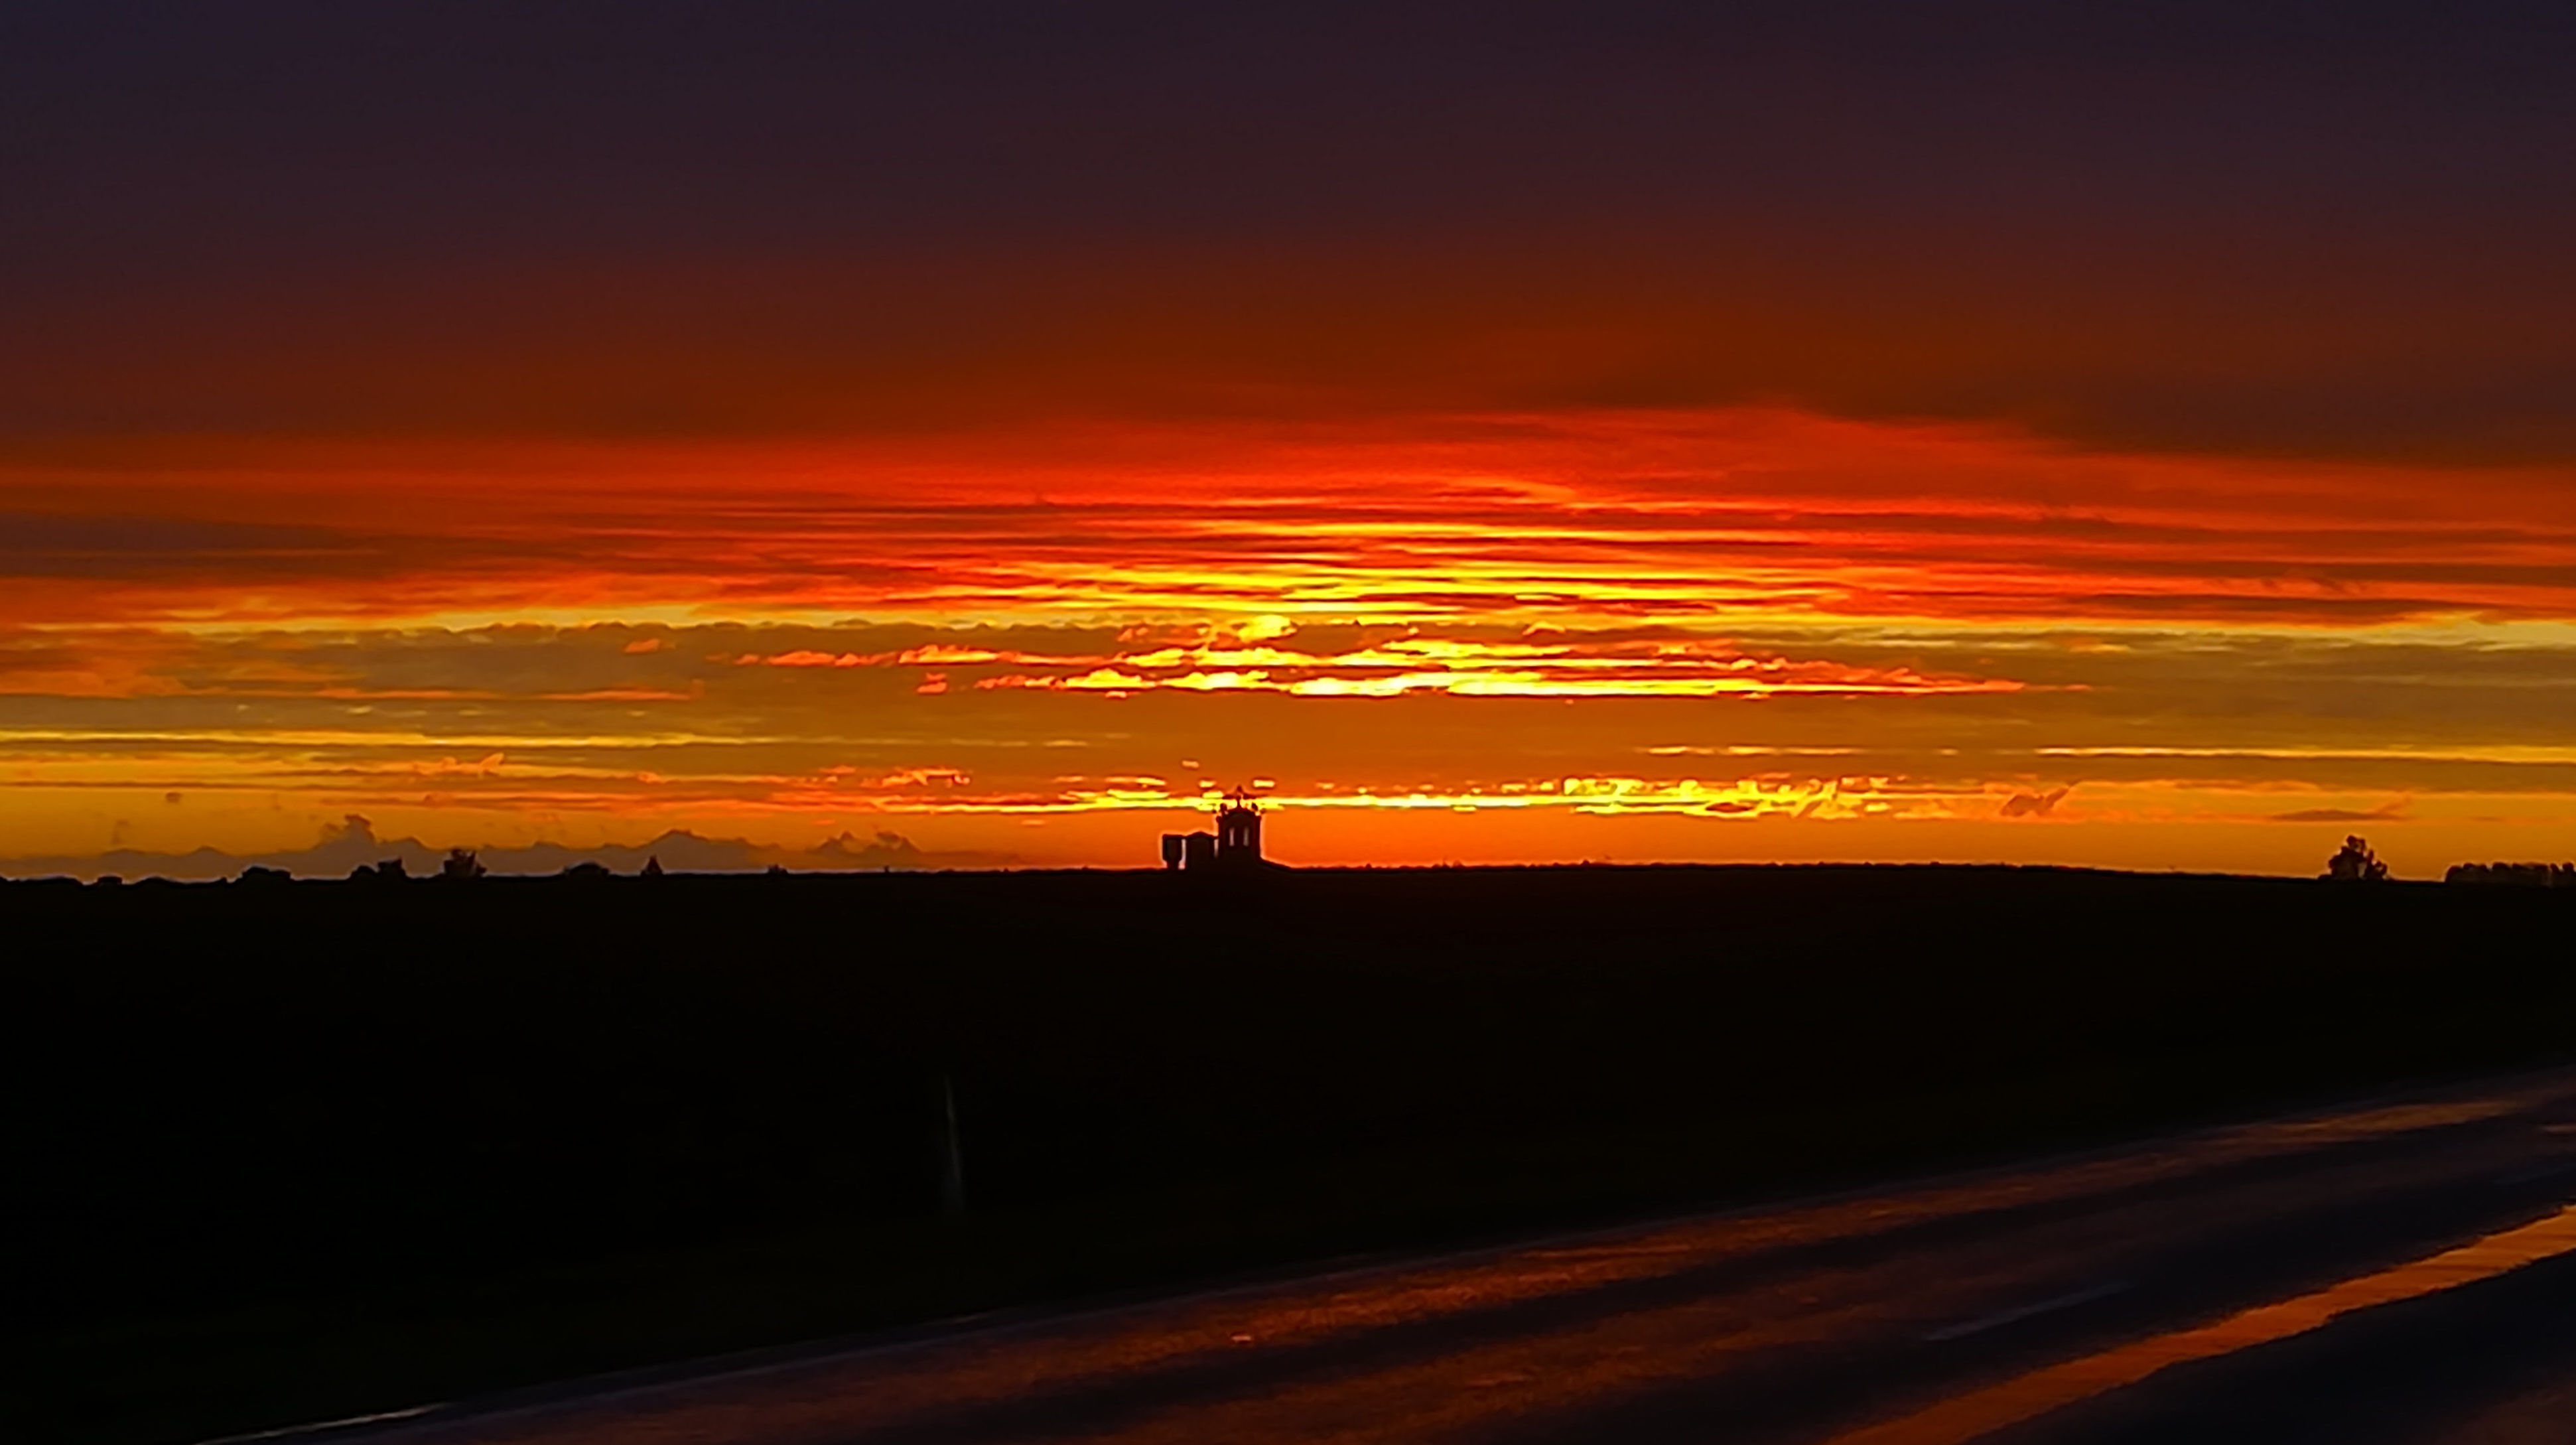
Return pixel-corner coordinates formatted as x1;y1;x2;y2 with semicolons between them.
336;1067;2576;1445
5;864;2573;1444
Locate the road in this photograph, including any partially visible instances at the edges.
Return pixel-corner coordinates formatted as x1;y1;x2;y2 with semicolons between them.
337;1069;2576;1445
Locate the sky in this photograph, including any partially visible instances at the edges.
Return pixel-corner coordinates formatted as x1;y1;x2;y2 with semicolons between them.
5;1;2576;876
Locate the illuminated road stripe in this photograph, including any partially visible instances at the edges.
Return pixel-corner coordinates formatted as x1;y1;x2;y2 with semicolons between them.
1827;1203;2576;1445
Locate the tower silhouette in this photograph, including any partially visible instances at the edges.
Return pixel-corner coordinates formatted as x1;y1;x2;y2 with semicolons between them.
1215;786;1262;862
1160;786;1268;870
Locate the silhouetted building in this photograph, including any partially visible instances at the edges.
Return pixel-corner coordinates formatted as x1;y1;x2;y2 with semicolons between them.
1161;786;1268;871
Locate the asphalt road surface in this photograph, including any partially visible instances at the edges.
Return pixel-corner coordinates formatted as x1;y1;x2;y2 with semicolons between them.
327;1069;2576;1445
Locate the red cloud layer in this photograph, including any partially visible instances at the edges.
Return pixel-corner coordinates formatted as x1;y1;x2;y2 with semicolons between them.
5;409;2572;630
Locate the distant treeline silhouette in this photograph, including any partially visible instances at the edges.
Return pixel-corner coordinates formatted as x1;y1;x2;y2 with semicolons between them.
0;829;2555;890
0;813;1015;883
18;839;2576;890
2446;861;2576;886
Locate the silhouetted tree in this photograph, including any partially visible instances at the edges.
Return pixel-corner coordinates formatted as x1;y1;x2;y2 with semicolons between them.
236;865;291;886
642;855;664;878
559;860;610;880
350;859;407;882
441;847;486;881
2325;835;2389;882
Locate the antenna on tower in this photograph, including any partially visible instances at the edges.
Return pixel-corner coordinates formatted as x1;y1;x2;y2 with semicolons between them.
1160;782;1271;870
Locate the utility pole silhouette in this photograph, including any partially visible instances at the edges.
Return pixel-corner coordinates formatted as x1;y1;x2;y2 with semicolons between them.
939;1071;967;1214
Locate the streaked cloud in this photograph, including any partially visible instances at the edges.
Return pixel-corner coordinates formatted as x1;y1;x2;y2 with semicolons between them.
7;611;2575;876
7;411;2573;632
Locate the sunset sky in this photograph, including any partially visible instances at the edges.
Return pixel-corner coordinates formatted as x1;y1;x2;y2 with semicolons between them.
7;1;2575;876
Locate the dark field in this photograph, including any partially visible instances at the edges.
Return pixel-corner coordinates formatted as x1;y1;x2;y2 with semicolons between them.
6;864;2573;1444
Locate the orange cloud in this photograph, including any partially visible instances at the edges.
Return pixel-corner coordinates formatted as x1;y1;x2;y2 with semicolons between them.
5;408;2573;876
7;409;2572;632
